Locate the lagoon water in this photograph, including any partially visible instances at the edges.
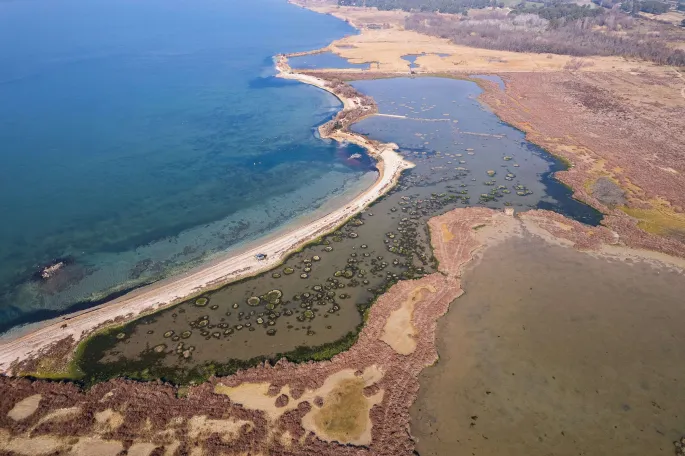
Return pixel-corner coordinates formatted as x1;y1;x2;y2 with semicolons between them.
0;0;375;331
411;235;685;456
288;52;370;70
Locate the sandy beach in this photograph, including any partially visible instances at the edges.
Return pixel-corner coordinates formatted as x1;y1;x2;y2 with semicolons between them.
0;56;413;374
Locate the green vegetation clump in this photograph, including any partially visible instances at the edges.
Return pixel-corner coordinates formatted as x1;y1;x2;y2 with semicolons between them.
264;289;283;303
74;323;363;386
632;0;670;14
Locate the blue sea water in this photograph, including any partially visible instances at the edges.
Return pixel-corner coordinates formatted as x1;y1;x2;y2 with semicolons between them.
0;0;376;331
289;52;370;70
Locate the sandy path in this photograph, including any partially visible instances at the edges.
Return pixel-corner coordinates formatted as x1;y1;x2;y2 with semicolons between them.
675;67;685;100
0;59;413;374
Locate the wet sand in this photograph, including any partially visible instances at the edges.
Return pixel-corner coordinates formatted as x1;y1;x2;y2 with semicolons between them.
411;232;685;456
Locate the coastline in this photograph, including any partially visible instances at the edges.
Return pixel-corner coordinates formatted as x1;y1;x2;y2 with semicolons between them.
5;0;681;376
1;2;684;454
1;207;684;454
0;54;413;374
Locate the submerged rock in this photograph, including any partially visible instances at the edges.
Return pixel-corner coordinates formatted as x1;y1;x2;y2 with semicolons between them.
38;258;70;280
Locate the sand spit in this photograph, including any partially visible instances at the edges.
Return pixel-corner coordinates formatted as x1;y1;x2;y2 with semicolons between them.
1;208;683;454
0;55;413;376
0;207;500;455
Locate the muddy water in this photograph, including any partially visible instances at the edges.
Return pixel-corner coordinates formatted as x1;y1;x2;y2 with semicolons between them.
77;77;600;382
411;234;685;456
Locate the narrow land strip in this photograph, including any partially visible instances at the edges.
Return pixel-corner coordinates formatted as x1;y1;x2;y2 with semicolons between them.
0;54;413;375
2;207;682;454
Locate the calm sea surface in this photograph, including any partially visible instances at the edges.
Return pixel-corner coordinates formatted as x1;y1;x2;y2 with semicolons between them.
0;0;375;331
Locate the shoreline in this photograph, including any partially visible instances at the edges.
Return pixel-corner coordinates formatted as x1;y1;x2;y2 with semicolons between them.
2;3;684;453
0;54;413;374
1;208;684;454
0;170;377;342
288;0;685;260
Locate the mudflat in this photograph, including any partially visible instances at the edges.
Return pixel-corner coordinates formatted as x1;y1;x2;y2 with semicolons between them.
411;232;685;456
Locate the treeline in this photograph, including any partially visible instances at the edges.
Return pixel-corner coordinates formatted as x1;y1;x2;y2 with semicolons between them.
337;0;496;13
339;0;677;16
635;0;670;13
592;0;671;14
511;4;602;21
405;12;685;66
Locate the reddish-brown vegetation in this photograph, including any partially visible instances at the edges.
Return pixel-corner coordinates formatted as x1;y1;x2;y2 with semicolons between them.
477;70;685;257
0;207;501;455
1;207;674;454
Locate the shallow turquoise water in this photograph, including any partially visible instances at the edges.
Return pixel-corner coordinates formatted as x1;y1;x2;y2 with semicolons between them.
0;0;376;331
